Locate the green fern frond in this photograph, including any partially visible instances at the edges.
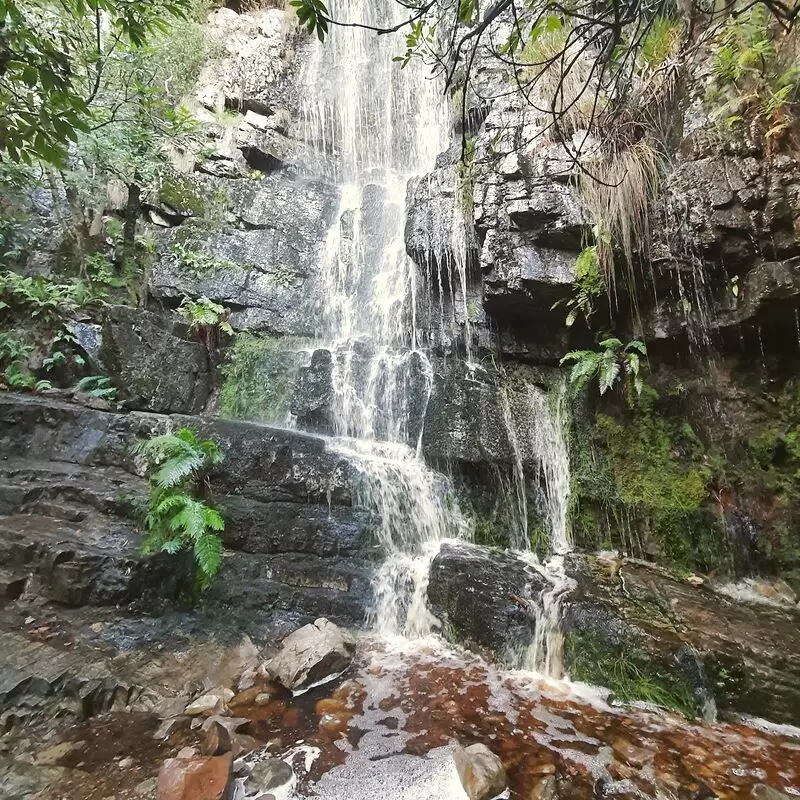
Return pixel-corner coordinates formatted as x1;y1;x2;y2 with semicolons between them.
560;349;595;365
169;497;206;539
161;538;183;554
133;427;226;587
194;533;222;578
153;491;188;516
598;350;621;395
625;340;647;355
174;427;198;445
153;453;204;488
203;506;225;531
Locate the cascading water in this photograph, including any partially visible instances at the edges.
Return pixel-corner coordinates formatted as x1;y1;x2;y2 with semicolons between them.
504;381;575;678
298;0;469;637
297;0;575;661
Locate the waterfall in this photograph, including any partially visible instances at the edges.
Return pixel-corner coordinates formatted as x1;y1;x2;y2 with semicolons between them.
296;0;574;661
503;381;574;678
298;0;468;636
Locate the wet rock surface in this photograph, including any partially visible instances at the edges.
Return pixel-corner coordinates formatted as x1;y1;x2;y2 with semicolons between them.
0;393;375;628
268;617;354;691
1;634;797;800
148;172;340;336
99;305;213;415
453;742;507;800
563;554;800;725
429;542;800;725
428;543;546;656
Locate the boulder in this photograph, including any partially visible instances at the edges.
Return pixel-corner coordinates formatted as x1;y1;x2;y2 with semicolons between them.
427;543;545;654
291;348;334;432
269;617;354;690
184;694;225;717
156;752;233;800
99;305;212;414
453;743;507;800
185;689;234;717
66;322;103;373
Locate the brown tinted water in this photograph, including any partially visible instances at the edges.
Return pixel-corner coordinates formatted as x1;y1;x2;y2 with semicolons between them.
231;638;800;799
20;636;800;799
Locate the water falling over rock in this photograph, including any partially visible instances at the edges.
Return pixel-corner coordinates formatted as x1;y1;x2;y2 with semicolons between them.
297;0;471;636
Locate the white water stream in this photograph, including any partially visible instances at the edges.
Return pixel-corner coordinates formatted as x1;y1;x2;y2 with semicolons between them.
299;0;470;638
297;0;575;669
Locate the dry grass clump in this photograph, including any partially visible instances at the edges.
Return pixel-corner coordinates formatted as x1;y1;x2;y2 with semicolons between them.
579;138;664;294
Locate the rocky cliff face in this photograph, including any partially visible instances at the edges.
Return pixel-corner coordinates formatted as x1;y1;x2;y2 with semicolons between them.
4;1;800;732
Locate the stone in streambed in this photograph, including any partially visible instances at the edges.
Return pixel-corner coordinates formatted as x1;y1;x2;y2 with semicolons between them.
245;757;294;795
453;743;508;800
156;752;233;800
185;688;234;716
268;617;354;691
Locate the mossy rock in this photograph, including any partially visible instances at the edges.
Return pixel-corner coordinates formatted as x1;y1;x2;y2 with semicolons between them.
157;174;206;218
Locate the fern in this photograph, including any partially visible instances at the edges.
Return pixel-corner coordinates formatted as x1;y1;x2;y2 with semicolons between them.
131;427;225;585
74;375;117;400
177;295;233;353
561;338;648;403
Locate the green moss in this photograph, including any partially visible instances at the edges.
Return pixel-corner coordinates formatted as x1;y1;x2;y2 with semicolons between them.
159;175;206;217
219;332;311;422
566;631;696;717
570;390;730;573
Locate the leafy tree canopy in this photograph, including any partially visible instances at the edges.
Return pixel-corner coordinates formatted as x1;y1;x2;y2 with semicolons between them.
0;0;195;165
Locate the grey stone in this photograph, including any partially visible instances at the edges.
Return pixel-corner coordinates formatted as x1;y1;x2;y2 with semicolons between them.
453;743;507;800
291;348;334;432
428;543;545;655
67;322;104;373
405;166;480;275
99;305;212;414
269;617;354;690
196;7;297;115
149;173;339;337
245;758;294;794
0;393;374;626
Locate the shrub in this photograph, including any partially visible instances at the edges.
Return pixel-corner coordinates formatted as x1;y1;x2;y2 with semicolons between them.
131;427;225;587
177;295;233;353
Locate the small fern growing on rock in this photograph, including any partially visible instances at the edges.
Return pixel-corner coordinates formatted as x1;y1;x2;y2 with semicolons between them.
131;427;225;587
561;338;647;404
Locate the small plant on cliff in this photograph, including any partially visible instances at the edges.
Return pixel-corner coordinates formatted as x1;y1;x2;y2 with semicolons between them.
131;428;225;587
708;3;800;147
561;338;647;403
552;244;604;326
177;295;233;353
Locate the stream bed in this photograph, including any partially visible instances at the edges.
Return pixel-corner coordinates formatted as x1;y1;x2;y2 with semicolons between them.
4;628;799;800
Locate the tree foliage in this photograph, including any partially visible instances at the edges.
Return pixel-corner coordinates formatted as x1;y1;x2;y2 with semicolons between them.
0;0;195;165
131;427;225;586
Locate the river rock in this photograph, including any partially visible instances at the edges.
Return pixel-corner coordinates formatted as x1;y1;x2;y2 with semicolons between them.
156;752;233;800
453;743;508;800
185;691;230;717
427;543;546;654
245;757;294;795
269;617;354;690
528;775;558;800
